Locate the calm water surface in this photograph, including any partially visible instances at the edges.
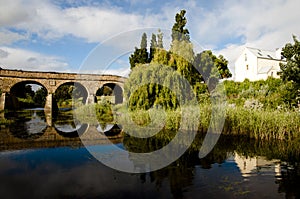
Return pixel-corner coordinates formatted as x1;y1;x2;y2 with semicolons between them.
0;109;299;199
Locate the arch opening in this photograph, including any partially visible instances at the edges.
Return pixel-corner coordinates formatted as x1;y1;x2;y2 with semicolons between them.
6;81;48;110
96;83;123;104
54;82;88;109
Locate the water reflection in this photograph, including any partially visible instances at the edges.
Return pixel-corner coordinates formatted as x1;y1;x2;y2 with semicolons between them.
0;134;299;198
5;109;47;139
0;109;300;198
96;123;123;136
53;109;87;138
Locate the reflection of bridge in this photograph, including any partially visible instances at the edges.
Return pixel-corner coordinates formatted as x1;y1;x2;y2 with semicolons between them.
0;69;126;124
0;124;123;151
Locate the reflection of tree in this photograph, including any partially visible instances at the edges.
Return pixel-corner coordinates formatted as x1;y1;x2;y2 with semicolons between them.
53;110;77;128
277;163;300;198
5;110;46;139
123;132;300;198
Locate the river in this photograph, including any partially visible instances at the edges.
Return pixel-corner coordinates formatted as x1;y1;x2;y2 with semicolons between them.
0;109;299;198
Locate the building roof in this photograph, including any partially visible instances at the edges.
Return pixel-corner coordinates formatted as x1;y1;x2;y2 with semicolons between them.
246;47;280;60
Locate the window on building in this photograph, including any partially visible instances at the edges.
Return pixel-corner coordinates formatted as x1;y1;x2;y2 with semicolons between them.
271;72;274;77
246;65;249;70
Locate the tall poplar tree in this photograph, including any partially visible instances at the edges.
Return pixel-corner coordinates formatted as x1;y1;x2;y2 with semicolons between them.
129;32;149;69
149;33;157;62
171;9;190;42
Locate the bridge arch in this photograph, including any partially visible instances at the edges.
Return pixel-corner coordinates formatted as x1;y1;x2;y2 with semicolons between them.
0;69;126;126
96;83;124;104
6;80;48;110
54;81;89;107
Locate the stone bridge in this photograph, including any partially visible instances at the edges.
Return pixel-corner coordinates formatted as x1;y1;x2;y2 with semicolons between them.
0;69;126;117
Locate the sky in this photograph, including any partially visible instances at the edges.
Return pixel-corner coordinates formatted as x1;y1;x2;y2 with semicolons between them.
0;0;299;78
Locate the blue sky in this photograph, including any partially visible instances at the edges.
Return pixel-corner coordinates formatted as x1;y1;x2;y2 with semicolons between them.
0;0;299;77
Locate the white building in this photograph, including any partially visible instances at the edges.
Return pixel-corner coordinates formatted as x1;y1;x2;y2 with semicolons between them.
234;152;281;178
234;47;286;82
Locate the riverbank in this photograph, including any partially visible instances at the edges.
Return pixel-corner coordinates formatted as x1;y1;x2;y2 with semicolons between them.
116;105;300;140
74;103;300;141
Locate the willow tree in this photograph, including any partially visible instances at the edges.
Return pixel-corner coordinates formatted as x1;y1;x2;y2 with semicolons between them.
124;64;193;110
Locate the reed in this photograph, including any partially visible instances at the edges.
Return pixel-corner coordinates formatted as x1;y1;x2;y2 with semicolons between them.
224;106;300;140
74;101;299;141
115;104;300;141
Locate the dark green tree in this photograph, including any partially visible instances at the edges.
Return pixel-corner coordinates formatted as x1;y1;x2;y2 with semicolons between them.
194;50;232;82
149;33;157;62
33;87;47;107
280;35;300;106
129;32;149;69
25;85;35;99
280;35;300;85
157;29;164;49
54;85;72;101
129;47;140;70
171;9;190;42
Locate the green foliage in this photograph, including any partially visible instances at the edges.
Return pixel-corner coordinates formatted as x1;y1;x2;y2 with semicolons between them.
224;106;300;140
129;32;149;69
224;78;298;109
33;87;47;107
214;55;232;79
152;48;170;66
54;84;86;107
95;100;114;123
280;35;300;106
157;29;164;49
280;35;300;84
127;10;232;113
125;63;192;110
54;85;72;101
96;85;112;96
149;33;157;62
193;50;232;82
171;10;190;42
74;100;114;125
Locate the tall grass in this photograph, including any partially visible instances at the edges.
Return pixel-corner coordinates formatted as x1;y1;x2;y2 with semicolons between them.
74;100;299;141
114;104;300;141
224;107;300;140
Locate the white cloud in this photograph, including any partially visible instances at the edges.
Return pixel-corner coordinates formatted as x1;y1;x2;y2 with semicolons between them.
0;0;299;76
0;29;28;45
0;0;170;43
0;46;69;72
0;0;34;26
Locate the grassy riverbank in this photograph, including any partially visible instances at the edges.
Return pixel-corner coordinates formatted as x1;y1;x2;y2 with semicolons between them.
73;101;299;141
115;104;300;140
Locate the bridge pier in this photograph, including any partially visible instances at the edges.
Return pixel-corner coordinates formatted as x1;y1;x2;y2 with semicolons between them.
0;92;6;111
44;93;54;126
87;94;96;104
